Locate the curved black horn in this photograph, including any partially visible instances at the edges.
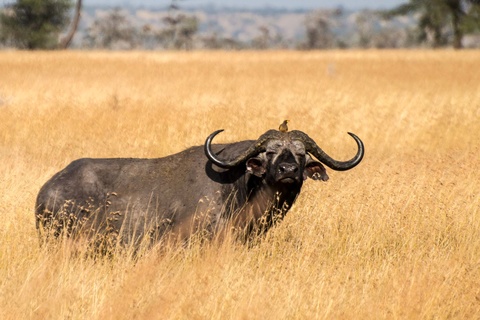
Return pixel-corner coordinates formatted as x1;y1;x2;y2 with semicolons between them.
291;131;364;171
204;129;279;169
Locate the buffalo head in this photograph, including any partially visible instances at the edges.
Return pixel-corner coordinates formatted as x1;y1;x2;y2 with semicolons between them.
204;129;364;237
205;129;363;182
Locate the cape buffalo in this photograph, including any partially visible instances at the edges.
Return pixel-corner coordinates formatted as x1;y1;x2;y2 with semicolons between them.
35;128;364;248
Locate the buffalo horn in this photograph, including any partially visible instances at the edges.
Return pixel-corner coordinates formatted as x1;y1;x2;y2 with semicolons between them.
290;130;364;171
204;129;280;169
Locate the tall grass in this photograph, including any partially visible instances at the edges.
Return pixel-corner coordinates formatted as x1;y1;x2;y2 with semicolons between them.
1;50;479;319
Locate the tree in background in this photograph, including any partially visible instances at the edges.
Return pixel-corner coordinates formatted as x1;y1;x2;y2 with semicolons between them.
354;10;413;48
303;9;337;49
201;32;243;50
384;0;480;48
0;0;82;49
58;0;82;49
83;8;136;49
158;0;199;50
301;8;348;49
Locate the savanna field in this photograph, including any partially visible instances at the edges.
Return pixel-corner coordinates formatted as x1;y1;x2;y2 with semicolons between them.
0;50;479;319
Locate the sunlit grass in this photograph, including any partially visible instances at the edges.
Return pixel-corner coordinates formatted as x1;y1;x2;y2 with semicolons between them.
1;50;479;319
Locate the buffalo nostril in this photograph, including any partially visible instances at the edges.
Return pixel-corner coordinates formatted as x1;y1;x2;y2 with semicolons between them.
279;164;298;174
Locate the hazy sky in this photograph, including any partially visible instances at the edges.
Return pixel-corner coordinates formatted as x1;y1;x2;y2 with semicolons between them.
78;0;406;10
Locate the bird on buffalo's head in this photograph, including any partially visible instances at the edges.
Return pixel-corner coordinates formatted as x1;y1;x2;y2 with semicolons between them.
279;120;289;132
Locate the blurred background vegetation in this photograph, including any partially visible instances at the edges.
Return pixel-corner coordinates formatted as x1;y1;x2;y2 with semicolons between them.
1;0;479;50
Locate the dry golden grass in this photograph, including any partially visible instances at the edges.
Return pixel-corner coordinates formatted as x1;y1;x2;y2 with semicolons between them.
1;50;479;319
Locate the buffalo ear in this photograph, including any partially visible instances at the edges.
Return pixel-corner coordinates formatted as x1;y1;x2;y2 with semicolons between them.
246;157;266;177
304;157;329;181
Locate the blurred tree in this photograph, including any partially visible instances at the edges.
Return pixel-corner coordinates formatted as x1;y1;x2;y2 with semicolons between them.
354;10;410;48
140;23;156;50
251;26;271;49
355;10;376;48
158;0;199;50
384;0;480;48
304;10;335;49
58;0;82;49
302;8;343;49
0;0;81;49
83;8;136;49
201;32;243;50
